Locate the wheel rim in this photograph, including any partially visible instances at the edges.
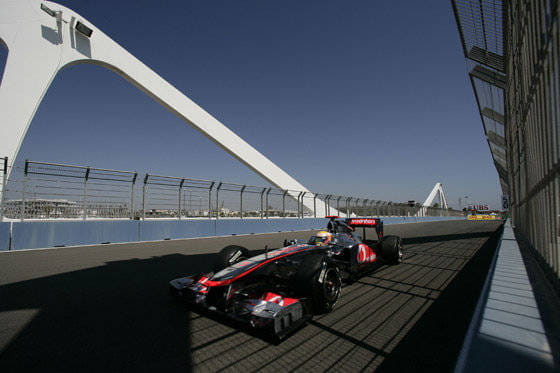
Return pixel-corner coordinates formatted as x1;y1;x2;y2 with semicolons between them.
324;268;341;302
397;240;403;262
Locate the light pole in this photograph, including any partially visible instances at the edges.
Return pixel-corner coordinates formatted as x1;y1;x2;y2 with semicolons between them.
463;195;470;212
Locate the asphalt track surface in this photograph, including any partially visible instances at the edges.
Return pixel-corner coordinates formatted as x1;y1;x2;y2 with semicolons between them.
0;220;502;372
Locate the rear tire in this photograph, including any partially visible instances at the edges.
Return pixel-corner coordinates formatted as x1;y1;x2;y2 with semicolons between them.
214;245;250;272
379;235;403;265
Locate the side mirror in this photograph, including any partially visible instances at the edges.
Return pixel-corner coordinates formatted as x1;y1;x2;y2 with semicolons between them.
283;239;298;247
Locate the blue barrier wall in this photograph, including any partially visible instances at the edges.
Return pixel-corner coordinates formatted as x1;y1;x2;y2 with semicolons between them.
11;221;139;251
0;223;10;251
0;216;464;251
139;220;216;241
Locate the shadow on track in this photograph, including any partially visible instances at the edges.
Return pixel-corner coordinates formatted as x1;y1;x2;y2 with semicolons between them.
0;253;219;372
376;224;504;372
0;221;504;372
401;230;495;245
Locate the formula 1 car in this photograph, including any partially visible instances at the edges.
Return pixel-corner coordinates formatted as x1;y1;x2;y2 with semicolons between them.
169;217;403;339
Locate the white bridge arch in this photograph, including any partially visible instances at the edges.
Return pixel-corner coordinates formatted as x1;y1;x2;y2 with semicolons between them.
0;0;329;215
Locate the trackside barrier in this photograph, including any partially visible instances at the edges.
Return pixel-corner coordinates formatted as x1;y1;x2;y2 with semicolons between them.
0;216;465;251
0;223;10;250
454;220;554;371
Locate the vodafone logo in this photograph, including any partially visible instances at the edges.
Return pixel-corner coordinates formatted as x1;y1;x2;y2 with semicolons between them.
358;244;376;263
267;295;284;306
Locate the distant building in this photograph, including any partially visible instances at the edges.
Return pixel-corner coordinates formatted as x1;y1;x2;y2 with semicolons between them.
3;199;129;219
4;199;78;219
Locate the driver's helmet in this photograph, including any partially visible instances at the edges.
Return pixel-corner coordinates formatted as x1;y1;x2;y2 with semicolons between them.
309;231;333;246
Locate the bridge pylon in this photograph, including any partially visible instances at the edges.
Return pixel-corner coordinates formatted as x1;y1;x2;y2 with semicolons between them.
418;182;448;216
0;0;331;216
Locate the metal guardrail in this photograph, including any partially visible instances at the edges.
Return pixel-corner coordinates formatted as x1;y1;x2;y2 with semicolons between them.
0;158;464;221
0;157;7;222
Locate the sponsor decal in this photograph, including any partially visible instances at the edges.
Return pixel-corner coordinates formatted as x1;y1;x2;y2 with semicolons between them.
192;276;209;293
263;292;298;306
348;218;377;226
230;251;242;262
468;215;501;220
357;244;376;263
467;204;489;210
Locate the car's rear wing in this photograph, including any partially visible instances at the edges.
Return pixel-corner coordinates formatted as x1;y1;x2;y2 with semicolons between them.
326;216;384;240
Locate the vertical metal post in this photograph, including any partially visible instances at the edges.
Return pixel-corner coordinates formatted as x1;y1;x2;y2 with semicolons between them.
240;185;246;219
282;190;288;218
346;197;352;217
130;172;137;220
300;192;306;218
216;182;222;219
82;167;90;221
370;200;375;216
0;157;7;222
265;188;271;218
355;198;361;217
313;194;317;218
142;174;148;220
296;192;301;218
260;188;266;219
208;182;214;219
363;199;369;217
21;160;29;221
337;196;342;215
178;178;185;220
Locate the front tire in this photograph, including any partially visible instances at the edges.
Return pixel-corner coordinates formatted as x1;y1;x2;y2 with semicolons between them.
295;255;342;314
214;245;250;272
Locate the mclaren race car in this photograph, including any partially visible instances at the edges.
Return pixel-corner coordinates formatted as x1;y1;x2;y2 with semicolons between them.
169;217;403;339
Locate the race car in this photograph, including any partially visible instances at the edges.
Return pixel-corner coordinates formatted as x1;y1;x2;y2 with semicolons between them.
169;217;403;339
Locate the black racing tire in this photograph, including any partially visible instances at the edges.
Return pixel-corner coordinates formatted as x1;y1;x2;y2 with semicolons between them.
294;255;342;314
214;245;250;272
169;285;181;300
379;235;403;265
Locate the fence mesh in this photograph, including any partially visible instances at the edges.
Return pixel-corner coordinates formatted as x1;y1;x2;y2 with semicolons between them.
0;159;464;221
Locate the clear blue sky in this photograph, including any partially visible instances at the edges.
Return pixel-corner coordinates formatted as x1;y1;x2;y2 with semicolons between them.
0;0;501;209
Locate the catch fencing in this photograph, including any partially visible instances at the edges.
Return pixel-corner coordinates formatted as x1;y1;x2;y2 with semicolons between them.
0;158;464;221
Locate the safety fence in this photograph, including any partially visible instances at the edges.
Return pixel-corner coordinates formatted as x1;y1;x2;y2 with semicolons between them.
452;0;560;283
0;158;464;221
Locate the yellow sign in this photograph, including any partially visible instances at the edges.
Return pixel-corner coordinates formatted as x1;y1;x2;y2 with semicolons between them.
468;215;500;220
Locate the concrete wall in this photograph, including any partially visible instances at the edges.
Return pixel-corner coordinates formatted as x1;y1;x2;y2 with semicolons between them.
0;216;466;251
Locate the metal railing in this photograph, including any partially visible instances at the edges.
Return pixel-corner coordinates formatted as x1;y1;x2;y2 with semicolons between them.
0;158;464;221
